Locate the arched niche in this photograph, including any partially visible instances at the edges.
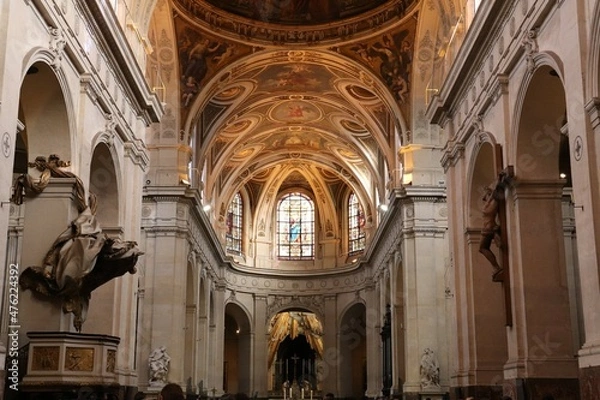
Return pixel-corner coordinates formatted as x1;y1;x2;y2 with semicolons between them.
90;143;119;229
19;62;72;160
468;140;497;229
507;63;580;385
463;138;508;389
268;309;323;392
338;302;366;400
514;65;566;180
224;302;252;394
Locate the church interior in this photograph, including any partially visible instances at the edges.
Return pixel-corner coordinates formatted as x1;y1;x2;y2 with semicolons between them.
0;0;599;399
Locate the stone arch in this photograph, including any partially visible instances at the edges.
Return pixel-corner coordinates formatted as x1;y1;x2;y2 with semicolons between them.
460;136;508;393
19;60;74;161
14;59;76;343
467;135;499;228
90;142;120;229
505;60;580;388
338;302;367;400
83;143;125;337
224;301;253;394
512;59;566;179
267;307;324;392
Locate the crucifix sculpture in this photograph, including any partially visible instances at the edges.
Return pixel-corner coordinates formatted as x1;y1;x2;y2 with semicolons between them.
479;144;514;326
291;354;300;381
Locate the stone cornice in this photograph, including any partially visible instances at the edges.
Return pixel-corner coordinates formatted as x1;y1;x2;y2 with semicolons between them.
400;185;447;201
123;139;150;171
428;0;560;133
585;97;600;130
427;0;512;127
441;141;466;172
78;0;163;124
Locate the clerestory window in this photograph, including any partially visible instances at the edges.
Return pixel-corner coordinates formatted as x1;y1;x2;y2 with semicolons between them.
277;193;314;260
226;192;243;254
348;192;366;255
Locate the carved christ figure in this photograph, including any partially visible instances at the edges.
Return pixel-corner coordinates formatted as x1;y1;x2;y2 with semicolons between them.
479;171;508;282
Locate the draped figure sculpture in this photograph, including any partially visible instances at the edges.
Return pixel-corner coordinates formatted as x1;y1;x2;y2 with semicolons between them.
13;154;143;332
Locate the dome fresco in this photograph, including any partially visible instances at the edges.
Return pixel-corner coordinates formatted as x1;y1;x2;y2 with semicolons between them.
202;0;388;25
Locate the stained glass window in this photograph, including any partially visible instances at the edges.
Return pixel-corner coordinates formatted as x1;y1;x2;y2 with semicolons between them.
348;193;366;255
277;193;314;259
226;192;242;254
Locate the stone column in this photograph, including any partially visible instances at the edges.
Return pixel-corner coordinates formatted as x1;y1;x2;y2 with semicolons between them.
210;283;226;395
253;294;269;396
577;99;600;400
390;250;405;395
364;283;381;399
504;180;579;398
321;294;337;395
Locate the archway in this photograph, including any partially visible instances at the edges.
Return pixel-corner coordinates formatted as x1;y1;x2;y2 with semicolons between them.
339;303;366;400
462;139;508;395
19;62;72;158
268;311;323;395
224;302;252;394
509;64;580;394
84;144;122;335
10;61;73;344
89;143;119;228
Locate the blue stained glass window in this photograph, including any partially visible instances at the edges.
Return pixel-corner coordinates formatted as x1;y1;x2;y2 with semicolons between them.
277;193;314;259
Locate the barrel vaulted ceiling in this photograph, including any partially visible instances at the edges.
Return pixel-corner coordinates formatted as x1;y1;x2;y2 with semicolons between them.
144;0;460;258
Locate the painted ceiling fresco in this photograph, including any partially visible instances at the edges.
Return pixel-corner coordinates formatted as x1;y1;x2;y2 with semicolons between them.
170;0;419;229
202;0;387;25
174;21;254;113
172;0;417;44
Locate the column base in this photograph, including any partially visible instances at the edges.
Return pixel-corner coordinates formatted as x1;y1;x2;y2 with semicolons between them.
449;385;503;400
402;392;419;400
402;390;448;400
580;365;600;400
503;377;580;400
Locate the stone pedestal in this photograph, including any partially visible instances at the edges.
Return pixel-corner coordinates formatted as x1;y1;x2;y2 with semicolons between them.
17;331;120;399
419;388;446;400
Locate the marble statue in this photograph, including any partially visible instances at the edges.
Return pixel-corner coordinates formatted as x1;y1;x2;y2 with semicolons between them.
149;346;171;385
419;347;440;389
13;154;143;332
